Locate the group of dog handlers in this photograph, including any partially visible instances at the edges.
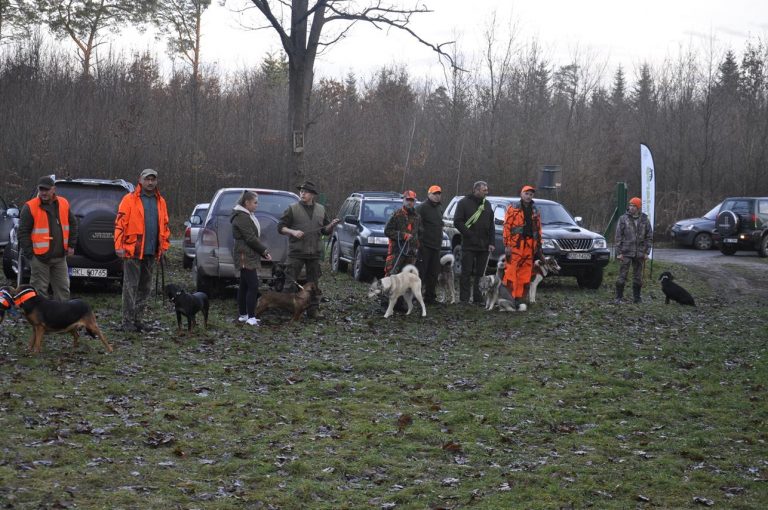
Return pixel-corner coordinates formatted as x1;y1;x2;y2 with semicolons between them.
0;169;659;354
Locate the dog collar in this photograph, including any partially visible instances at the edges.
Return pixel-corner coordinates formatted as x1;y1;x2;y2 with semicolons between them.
13;288;38;306
0;290;12;309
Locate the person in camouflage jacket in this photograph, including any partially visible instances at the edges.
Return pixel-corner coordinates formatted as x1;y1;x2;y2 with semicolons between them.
384;190;421;276
614;196;653;303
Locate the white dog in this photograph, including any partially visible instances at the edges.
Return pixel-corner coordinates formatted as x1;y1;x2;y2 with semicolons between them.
367;264;427;318
528;256;561;304
436;253;457;304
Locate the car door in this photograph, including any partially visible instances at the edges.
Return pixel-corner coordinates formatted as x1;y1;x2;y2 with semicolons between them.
337;199;358;259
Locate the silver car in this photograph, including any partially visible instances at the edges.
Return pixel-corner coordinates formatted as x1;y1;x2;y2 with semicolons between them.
182;202;209;268
193;188;299;295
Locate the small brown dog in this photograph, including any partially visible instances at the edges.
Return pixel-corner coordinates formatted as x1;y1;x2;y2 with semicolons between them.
9;285;113;354
254;282;319;322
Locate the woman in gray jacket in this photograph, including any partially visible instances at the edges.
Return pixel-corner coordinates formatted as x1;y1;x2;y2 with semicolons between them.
231;191;272;325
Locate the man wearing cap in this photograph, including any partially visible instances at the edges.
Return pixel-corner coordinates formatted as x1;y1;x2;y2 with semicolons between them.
384;190;421;276
17;175;78;300
614;196;652;303
416;185;444;304
278;181;339;319
454;181;495;304
502;185;543;310
114;168;171;332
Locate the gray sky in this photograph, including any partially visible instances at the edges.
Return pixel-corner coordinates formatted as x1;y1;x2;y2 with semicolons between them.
124;0;768;81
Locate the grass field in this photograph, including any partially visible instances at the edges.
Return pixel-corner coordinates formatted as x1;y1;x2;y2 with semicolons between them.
1;248;766;509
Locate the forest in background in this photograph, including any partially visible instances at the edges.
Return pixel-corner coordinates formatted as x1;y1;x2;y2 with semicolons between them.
1;33;767;234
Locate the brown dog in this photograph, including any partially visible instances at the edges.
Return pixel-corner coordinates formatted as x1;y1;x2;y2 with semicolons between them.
9;285;113;354
254;282;319;322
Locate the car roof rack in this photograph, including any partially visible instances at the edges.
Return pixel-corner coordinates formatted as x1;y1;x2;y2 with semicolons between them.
350;191;403;199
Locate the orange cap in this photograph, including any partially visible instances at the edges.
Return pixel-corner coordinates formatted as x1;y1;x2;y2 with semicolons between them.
403;190;417;200
521;185;536;193
629;197;642;208
428;185;442;194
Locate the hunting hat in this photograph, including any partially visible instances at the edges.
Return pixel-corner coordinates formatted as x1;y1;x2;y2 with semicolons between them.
403;190;417;200
140;168;158;179
521;184;536;193
37;176;55;189
296;181;318;194
629;197;642;208
428;185;442;194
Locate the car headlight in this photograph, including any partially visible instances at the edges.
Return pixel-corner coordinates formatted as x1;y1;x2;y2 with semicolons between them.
367;236;389;245
592;238;607;249
683;224;695;231
541;239;557;250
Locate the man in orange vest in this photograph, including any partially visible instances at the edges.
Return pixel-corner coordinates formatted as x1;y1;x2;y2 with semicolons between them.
17;175;78;300
502;184;543;311
114;168;171;332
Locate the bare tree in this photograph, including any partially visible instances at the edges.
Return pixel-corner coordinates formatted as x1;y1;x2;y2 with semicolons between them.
153;0;211;84
238;0;456;188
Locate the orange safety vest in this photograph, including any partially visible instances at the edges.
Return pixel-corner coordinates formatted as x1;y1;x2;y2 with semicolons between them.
114;185;171;259
26;196;70;256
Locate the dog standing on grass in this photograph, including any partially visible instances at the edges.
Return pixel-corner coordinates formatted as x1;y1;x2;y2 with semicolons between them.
254;281;320;322
367;264;427;318
164;284;210;332
528;256;561;304
478;260;523;311
659;271;696;306
436;253;457;304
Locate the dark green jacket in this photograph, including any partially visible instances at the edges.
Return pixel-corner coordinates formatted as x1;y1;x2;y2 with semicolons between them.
416;199;443;250
278;201;331;259
231;206;268;270
453;194;494;252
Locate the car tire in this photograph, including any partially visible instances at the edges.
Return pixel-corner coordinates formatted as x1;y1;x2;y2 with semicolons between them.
352;245;371;282
330;239;348;273
720;244;737;256
193;263;217;297
576;266;603;289
451;245;463;276
692;232;713;250
716;210;739;238
2;248;15;280
77;210;119;262
758;235;768;258
182;254;193;269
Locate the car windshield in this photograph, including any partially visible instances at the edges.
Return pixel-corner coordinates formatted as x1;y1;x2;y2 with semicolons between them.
55;183;130;215
501;200;577;226
192;206;208;219
703;203;721;220
213;190;297;217
362;201;401;223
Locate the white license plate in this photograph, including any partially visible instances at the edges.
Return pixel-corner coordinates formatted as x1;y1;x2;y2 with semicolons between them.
566;252;591;260
723;238;737;243
70;268;108;277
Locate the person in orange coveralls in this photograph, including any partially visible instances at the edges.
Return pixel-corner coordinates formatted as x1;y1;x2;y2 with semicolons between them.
502;184;543;311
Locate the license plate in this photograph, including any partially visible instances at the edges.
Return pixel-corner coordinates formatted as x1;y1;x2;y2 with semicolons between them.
723;238;737;244
70;267;108;277
566;252;591;260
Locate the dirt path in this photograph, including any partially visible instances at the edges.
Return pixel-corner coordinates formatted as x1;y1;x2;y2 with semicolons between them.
652;248;768;300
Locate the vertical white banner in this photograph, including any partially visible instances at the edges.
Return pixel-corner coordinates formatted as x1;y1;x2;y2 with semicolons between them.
640;144;655;258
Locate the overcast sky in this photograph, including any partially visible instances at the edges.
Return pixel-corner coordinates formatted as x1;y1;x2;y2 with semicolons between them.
124;0;768;82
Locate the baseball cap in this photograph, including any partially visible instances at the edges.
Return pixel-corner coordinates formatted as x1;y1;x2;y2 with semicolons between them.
37;176;55;189
428;185;442;194
403;190;417;200
521;185;536;193
140;168;158;179
629;197;642;208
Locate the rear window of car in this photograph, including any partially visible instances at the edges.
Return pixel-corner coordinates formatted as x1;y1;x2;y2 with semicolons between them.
55;183;130;215
213;190;297;217
362;200;401;223
722;199;753;215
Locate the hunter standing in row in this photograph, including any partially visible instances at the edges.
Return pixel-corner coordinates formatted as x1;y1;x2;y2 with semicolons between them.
453;181;495;304
416;185;444;305
614;196;652;303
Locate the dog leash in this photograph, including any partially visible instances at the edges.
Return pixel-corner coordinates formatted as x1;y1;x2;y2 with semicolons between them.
389;237;411;275
155;253;166;303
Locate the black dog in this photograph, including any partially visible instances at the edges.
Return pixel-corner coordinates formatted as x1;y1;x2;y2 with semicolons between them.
659;271;696;306
164;284;209;331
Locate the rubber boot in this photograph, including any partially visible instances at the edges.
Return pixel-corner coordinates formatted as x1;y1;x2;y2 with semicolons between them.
632;284;642;304
614;283;624;303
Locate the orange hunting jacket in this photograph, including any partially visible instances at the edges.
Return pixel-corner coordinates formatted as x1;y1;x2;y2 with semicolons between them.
114;184;171;259
26;196;71;255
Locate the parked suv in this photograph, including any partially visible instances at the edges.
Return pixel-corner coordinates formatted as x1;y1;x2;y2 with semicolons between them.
193;188;299;295
442;196;610;289
182;202;209;269
330;191;451;281
3;178;134;284
715;197;768;257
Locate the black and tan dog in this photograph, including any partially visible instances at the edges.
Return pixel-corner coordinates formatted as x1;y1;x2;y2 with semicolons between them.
9;285;113;354
255;282;319;322
659;271;696;306
164;284;209;332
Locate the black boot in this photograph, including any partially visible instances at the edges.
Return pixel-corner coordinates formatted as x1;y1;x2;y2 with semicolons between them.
632;284;642;304
614;283;624;303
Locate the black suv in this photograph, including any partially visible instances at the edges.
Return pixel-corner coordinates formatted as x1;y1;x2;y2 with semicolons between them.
330;191;450;281
715;197;768;257
443;195;610;289
3;178;134;284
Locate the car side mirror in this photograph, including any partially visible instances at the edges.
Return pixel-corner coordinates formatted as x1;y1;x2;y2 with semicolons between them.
344;215;359;226
5;207;19;218
190;215;202;226
574;216;583;227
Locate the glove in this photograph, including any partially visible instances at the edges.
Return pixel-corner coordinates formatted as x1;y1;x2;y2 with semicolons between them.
403;233;412;241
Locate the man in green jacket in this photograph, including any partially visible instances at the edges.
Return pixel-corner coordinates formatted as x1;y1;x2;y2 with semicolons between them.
278;181;339;319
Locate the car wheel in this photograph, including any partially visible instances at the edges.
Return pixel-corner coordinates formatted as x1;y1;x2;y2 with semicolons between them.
452;245;463;276
193;263;217;297
576;266;603;289
693;232;713;250
352;246;371;282
758;235;768;258
182;254;193;269
77;210;119;262
2;248;15;280
720;244;737;255
330;240;348;273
